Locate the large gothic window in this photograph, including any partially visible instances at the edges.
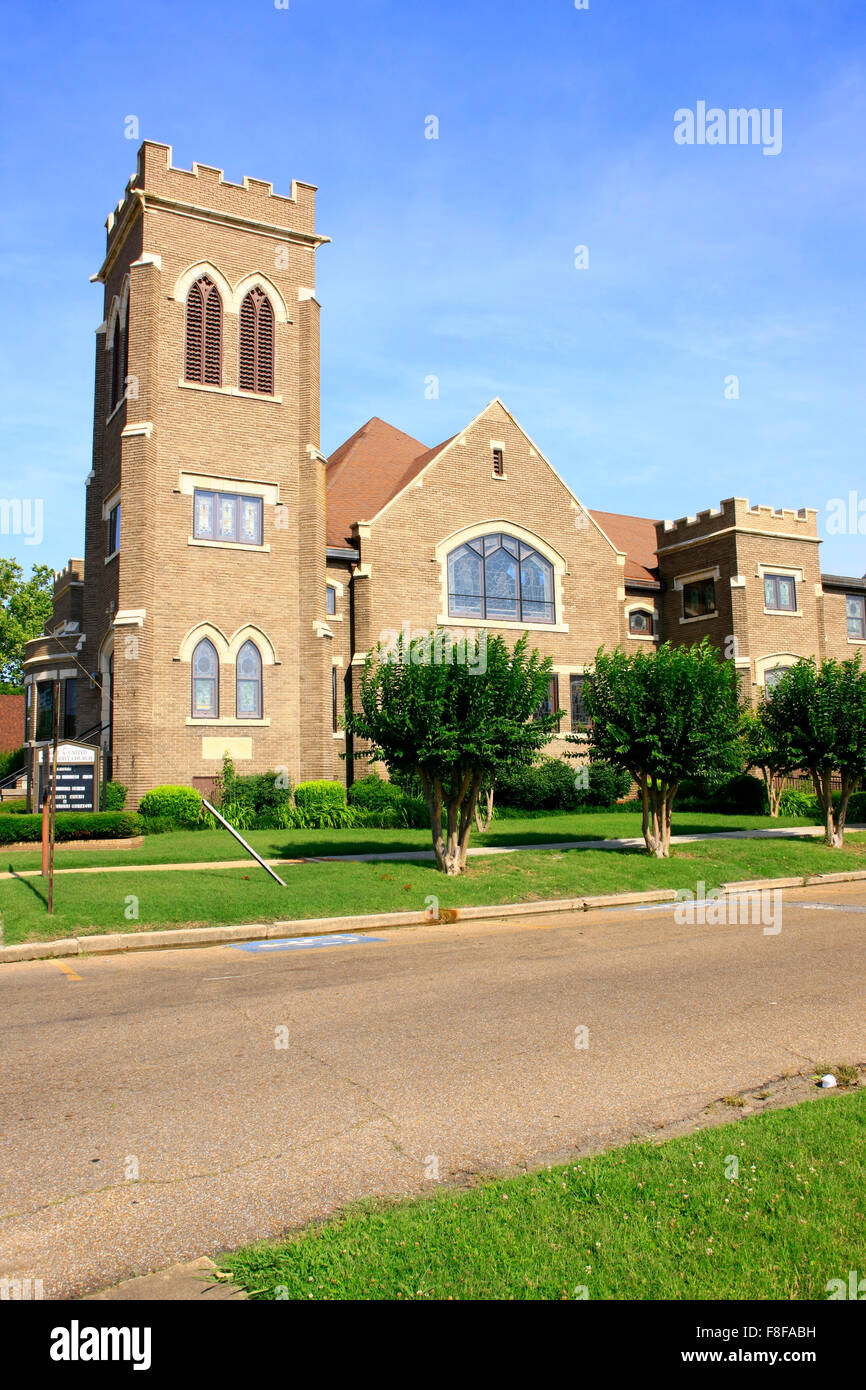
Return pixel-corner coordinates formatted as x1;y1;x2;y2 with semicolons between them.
238;287;275;394
447;533;555;624
191;638;219;718
184;276;223;385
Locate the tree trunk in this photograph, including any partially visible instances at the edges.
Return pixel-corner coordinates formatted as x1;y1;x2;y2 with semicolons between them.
419;772;450;872
812;768;841;847
474;784;495;833
763;768;781;817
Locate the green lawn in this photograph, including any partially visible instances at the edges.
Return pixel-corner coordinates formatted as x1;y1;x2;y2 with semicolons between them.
2;830;865;944
1;810;816;872
219;1089;866;1300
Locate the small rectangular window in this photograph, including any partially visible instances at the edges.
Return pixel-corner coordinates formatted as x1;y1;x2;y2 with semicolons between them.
764;573;797;611
682;577;716;619
107;502;120;556
36;683;54;741
629;609;654;636
331;666;339;732
492;448;505;477
194;490;263;546
846;594;866;639
326;585;336;615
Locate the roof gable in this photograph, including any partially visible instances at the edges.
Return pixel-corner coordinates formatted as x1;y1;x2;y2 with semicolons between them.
325;417;429;547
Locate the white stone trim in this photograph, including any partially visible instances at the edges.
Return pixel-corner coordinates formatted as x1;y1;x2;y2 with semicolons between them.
178;470;280;505
121;421;153;439
754;652;804;688
171;260;234;307
434;520;566;632
177;380;282;404
113;609;145;628
229;271;290;323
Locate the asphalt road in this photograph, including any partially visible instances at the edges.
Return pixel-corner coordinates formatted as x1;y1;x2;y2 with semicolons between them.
2;881;865;1298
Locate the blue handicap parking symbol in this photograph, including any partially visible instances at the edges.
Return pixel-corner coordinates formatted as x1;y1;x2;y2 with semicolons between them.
232;933;384;953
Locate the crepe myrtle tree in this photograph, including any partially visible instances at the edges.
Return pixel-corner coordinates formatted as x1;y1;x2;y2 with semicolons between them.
758;655;866;847
569;640;743;857
741;707;788;818
344;630;560;874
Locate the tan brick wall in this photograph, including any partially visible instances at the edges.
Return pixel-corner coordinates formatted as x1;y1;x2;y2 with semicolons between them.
350;400;622;756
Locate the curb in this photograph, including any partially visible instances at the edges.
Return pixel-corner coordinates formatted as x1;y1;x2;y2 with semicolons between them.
5;871;866;965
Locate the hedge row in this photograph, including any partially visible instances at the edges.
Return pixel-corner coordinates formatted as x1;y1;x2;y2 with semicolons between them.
0;812;142;845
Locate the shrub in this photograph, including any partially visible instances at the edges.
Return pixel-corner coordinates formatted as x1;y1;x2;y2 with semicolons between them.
777;788;821;819
0;811;142;845
220;769;292;815
848;790;866;823
294;780;346;813
102;780;127;811
0;746;25;781
0;800;32;814
138;785;202;825
348;772;402;813
577;763;634;808
495;757;581;812
677;773;767;815
217;799;256;831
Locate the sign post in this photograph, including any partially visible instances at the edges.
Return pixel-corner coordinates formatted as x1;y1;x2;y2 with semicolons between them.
47;678;60;914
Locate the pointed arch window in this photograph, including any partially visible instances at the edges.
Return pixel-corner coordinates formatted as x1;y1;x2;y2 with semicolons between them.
185;276;223;385
447;533;555;624
236;640;263;718
238;287;275;394
191;638;219;719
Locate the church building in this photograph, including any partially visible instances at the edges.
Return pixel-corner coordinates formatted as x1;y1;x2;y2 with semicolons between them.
23;143;866;806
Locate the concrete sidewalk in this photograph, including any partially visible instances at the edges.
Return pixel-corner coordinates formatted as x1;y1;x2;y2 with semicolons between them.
3;821;858;880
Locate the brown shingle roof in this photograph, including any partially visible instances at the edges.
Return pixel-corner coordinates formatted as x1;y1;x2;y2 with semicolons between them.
326;417;430;547
590;510;660;584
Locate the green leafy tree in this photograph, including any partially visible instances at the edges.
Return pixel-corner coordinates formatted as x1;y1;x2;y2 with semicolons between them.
0;559;53;692
569;640;743;857
741;707;786;817
758;656;866;846
344;630;558;874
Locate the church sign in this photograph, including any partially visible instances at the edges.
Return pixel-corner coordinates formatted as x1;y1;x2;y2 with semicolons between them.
34;742;99;813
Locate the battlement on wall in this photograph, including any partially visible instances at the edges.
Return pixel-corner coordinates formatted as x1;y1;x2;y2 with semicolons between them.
658;497;818;546
53;559;84;593
104;141;322;250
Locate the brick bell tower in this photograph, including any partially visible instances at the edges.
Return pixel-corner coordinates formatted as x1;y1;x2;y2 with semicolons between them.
79;142;332;805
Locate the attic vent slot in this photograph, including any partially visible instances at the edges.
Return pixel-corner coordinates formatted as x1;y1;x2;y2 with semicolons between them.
492;448;505;476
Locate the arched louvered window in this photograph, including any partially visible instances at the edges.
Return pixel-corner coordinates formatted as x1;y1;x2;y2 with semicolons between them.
238;287;275;394
236;640;263;718
191;638;219;719
109;299;128;412
185;277;222;385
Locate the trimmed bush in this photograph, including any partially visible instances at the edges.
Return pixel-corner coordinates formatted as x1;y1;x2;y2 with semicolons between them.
0;800;32;814
677;773;767;815
294;779;346;812
0;811;142;845
138;785;202;825
577;763;634;808
777;788;820;818
495;757;582;812
221;769;292;815
102;780;128;811
348;773;403;813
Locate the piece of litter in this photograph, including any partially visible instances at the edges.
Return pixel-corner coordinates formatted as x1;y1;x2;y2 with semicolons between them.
820;1074;837;1089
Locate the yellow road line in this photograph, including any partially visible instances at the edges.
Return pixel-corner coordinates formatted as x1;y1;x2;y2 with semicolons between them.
52;960;83;981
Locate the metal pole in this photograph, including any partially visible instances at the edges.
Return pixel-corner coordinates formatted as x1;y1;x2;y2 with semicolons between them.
47;678;60;914
201;798;287;886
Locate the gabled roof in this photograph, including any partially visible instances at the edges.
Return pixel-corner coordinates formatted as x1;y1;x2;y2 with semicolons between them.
326;417;430;547
590;510;660;584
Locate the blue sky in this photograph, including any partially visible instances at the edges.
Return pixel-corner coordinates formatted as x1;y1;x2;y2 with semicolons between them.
1;0;865;574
